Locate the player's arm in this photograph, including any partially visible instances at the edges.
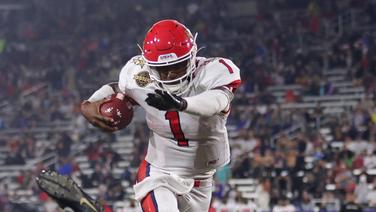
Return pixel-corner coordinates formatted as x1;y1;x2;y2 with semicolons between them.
81;58;137;131
145;87;232;117
184;87;233;116
145;58;240;116
80;82;119;132
184;58;241;116
84;82;121;102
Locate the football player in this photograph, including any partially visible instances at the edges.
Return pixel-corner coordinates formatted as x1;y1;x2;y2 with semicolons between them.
37;19;241;212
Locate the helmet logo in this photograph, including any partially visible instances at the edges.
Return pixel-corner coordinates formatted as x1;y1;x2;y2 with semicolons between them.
158;53;177;62
133;71;152;87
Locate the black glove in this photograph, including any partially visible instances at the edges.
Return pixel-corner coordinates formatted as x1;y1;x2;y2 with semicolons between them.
145;89;187;111
36;170;103;212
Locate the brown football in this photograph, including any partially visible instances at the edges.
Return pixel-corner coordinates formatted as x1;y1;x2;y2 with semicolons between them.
99;93;134;130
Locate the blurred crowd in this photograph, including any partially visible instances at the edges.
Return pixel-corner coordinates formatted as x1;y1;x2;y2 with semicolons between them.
0;0;376;211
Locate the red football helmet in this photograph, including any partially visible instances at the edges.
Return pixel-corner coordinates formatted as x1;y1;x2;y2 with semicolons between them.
142;19;198;95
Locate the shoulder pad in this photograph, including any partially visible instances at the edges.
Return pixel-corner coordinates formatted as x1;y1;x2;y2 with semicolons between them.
194;57;241;91
118;55;153;93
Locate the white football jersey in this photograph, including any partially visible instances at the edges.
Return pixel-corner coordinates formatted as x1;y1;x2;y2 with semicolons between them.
118;55;241;178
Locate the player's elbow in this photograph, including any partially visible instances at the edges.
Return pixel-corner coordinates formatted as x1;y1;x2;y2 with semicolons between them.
206;96;228;116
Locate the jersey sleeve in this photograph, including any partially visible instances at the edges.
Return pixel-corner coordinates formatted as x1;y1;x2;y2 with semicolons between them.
118;59;132;96
199;58;241;93
118;56;146;94
118;56;144;105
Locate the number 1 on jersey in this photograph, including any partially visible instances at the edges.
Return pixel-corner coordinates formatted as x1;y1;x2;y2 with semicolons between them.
165;111;189;147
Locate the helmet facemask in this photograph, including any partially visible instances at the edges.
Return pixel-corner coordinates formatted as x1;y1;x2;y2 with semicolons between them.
148;43;197;95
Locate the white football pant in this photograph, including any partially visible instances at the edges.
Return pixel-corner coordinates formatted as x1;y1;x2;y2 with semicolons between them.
134;160;213;212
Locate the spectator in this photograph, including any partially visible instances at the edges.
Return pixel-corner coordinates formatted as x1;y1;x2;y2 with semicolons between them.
256;178;271;211
44;197;59;212
355;174;370;205
122;198;142;212
272;195;296;212
57;157;73;176
55;133;72;158
367;178;376;207
234;192;258;212
321;191;339;211
340;192;363;212
91;163;105;187
4;146;25;165
298;191;315;212
364;149;376;169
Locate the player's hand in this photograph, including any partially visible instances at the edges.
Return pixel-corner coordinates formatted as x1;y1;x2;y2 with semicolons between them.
145;89;187;111
80;99;117;132
36;170;103;212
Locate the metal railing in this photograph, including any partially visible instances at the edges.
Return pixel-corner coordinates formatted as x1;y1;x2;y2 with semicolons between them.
270;123;305;147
